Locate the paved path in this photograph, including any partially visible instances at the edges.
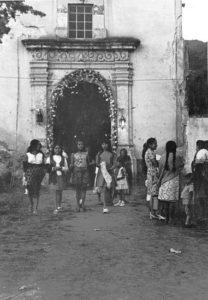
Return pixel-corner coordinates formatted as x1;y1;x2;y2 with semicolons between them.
0;187;208;300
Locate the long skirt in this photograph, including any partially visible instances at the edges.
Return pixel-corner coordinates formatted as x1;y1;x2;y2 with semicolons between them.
158;176;179;202
25;164;45;197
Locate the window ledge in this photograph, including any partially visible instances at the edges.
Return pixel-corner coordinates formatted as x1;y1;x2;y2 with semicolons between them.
22;37;140;51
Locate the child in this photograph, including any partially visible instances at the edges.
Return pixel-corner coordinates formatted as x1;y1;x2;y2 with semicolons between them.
181;173;194;226
114;157;128;207
96;140;115;213
70;140;90;212
46;145;68;215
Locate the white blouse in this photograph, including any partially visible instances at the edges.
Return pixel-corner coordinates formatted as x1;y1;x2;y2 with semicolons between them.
196;149;208;163
46;155;68;173
26;152;44;164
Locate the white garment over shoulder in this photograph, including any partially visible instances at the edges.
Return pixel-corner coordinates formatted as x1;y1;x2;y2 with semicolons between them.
196;149;208;162
27;152;43;164
46;155;68;175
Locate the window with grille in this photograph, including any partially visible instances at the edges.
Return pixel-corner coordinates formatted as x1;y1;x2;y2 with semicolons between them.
68;4;93;39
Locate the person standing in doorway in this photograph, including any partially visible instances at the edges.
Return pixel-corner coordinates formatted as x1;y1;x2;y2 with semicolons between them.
96;140;116;213
23;139;46;215
70;140;90;212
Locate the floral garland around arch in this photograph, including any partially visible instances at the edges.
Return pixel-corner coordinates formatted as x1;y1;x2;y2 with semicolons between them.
47;69;118;152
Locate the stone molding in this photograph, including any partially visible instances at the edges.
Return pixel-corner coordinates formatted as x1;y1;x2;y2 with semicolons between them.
22;38;140;52
29;50;130;62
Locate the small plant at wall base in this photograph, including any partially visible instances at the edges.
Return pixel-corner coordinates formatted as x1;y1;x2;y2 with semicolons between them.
0;1;45;43
47;69;118;152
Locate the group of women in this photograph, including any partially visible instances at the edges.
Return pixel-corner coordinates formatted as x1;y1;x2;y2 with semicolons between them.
22;139;132;215
22;137;208;222
143;137;208;225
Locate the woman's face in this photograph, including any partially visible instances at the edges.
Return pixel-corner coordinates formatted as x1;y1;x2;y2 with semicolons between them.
150;141;157;151
54;145;61;155
36;142;41;152
77;141;84;151
102;142;108;151
120;150;126;158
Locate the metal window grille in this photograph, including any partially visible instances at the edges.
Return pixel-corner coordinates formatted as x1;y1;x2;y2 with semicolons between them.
68;4;93;39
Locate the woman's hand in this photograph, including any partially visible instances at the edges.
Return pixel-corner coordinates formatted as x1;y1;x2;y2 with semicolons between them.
54;166;61;171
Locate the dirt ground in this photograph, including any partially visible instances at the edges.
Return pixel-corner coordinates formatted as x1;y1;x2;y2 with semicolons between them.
0;185;208;300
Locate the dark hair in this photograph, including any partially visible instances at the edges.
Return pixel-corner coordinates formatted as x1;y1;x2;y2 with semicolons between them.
142;140;155;175
77;139;84;145
204;140;208;150
165;141;177;172
27;139;41;153
120;148;127;156
51;144;63;156
196;140;204;150
146;138;157;149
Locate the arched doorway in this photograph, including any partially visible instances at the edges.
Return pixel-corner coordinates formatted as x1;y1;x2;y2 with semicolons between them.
47;69;118;157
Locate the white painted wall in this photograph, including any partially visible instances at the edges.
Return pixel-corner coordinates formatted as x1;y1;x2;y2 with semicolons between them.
0;0;184;159
105;0;182;156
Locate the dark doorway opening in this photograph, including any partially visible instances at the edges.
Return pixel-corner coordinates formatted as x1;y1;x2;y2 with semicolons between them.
53;81;111;158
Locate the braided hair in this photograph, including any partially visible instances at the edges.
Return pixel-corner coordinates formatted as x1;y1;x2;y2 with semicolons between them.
165;141;177;172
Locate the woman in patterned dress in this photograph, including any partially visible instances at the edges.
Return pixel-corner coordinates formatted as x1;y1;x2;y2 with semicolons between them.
158;141;184;224
23;139;46;215
144;138;159;219
70;140;90;212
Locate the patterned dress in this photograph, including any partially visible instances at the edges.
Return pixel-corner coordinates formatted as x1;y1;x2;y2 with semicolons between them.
145;148;159;197
158;153;183;202
71;151;90;187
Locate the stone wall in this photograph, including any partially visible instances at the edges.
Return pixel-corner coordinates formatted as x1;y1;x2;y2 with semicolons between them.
0;0;184;179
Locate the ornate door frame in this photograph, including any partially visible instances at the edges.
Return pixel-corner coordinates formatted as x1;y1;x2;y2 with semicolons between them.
23;38;140;176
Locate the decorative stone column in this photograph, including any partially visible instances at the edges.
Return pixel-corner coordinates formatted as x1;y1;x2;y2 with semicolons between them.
113;62;137;178
30;59;49;147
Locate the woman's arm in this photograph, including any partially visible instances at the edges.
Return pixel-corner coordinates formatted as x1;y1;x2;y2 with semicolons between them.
22;154;28;172
69;153;74;170
62;158;69;172
95;152;101;167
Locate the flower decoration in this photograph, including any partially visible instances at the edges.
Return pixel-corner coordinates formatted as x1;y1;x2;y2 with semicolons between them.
47;69;118;152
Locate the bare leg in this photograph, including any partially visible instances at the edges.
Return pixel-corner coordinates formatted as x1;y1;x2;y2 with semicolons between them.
185;205;190;225
56;190;62;208
103;188;107;209
28;195;34;212
36;195;40;210
81;187;87;211
76;186;81;211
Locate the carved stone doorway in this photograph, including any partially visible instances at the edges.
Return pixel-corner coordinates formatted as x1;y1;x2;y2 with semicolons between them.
53;81;111;157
